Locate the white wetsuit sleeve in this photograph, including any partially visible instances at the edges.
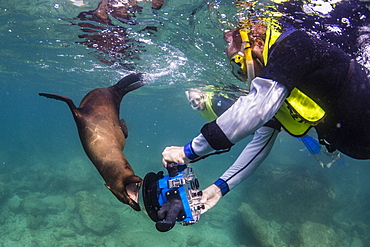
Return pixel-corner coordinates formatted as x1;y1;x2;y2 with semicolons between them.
216;126;279;194
191;77;288;156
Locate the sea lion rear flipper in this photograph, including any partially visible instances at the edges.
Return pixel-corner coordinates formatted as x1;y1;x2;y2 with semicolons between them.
39;93;78;114
114;73;146;96
120;119;128;138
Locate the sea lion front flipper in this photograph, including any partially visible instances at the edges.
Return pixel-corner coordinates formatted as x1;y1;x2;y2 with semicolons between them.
120;119;128;138
39;93;78;115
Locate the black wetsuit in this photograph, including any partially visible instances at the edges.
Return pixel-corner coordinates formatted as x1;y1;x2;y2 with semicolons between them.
262;30;370;159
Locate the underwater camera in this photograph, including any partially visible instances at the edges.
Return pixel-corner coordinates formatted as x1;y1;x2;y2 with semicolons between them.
142;163;204;232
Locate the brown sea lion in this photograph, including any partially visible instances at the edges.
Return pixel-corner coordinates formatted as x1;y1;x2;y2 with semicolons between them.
39;73;145;211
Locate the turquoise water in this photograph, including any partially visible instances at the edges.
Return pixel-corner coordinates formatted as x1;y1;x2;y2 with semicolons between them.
0;0;369;246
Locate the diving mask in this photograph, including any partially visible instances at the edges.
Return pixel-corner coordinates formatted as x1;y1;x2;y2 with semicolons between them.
229;28;256;84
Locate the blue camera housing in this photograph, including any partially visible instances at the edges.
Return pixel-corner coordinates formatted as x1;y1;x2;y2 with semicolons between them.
142;164;203;231
157;165;196;223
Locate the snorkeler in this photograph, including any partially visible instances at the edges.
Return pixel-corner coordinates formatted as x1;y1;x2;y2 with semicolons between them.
186;86;240;122
162;1;370;214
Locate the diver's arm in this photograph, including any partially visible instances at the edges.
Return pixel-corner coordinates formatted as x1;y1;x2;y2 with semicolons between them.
200;126;279;213
215;126;279;194
162;77;287;165
190;77;288;157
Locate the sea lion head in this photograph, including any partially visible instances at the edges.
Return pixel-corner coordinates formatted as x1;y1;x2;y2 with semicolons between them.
106;175;142;211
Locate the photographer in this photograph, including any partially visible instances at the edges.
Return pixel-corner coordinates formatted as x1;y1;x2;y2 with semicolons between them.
162;3;370;213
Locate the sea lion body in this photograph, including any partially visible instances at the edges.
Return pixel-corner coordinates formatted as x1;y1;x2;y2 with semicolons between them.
40;73;144;211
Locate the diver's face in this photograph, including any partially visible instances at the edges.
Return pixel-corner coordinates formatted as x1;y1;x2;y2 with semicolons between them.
251;37;265;76
188;90;205;110
225;30;265;81
225;29;247;82
224;28;242;59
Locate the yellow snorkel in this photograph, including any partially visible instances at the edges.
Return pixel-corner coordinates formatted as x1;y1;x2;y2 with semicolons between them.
233;0;283;84
239;28;255;85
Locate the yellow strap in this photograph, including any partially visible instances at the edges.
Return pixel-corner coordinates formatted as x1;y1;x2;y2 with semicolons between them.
275;88;326;136
262;23;282;65
287;88;326;123
275;102;313;136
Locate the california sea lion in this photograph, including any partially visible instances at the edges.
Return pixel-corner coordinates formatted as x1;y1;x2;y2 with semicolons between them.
39;73;145;211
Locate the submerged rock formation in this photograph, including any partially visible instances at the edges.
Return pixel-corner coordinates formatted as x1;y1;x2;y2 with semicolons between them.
246;166;336;226
299;221;339;247
238;202;285;247
238;203;341;247
75;191;120;236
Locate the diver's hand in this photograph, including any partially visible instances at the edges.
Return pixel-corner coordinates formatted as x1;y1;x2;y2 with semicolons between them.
162;146;190;167
200;184;222;214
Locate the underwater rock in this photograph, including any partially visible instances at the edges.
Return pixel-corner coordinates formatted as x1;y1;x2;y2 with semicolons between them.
53;226;77;241
238;202;285;247
353;221;369;237
63;157;95;184
70;216;86;235
245;166;335;225
24;167;69;195
119;230;184;247
55;157;98;193
8;230;23;241
41;195;66;214
186;234;203;246
26;214;44;230
350;237;363;247
64;196;76;212
0;182;5;202
75;191;120;236
7;195;23;213
22;194;48;216
299;221;338;247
